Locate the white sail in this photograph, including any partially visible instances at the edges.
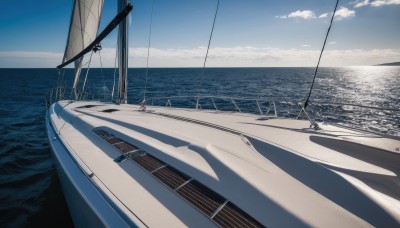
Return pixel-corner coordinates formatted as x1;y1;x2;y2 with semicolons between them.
62;0;104;89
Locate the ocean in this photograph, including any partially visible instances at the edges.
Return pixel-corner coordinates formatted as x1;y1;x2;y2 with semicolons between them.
0;67;399;227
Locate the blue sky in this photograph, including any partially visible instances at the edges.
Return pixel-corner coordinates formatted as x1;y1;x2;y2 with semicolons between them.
0;0;399;67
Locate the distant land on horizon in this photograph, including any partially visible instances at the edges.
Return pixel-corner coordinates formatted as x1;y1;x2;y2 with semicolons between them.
375;62;400;66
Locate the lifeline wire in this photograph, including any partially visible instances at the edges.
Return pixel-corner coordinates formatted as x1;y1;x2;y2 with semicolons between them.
304;0;340;109
143;0;155;105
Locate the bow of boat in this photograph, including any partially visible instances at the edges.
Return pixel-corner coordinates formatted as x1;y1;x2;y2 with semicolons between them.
47;100;400;227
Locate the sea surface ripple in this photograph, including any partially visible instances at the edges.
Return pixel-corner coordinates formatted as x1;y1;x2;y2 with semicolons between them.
0;67;399;226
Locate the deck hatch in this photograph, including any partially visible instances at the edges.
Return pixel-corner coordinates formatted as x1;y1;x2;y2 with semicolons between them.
153;166;190;189
77;104;102;109
93;128;264;227
177;180;225;216
102;109;119;113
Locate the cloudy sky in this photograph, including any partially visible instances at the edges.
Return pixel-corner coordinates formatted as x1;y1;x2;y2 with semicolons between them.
0;0;399;68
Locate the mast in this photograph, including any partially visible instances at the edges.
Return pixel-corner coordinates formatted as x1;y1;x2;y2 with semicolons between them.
117;0;129;104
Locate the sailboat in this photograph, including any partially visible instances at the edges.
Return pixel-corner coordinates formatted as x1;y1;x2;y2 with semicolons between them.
46;0;400;227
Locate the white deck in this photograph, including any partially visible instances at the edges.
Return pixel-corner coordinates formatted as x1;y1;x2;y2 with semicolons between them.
48;100;400;227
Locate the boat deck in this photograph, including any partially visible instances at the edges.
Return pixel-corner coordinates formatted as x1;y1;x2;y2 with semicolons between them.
48;100;400;227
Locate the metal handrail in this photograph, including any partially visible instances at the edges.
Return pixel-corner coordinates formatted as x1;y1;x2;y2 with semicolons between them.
309;101;400;112
45;91;399;136
144;95;280;116
46;89;399;116
45;86;104;107
143;95;399;134
144;95;399;112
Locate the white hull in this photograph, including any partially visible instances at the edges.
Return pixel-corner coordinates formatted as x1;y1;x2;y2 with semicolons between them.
47;100;400;227
46;114;142;227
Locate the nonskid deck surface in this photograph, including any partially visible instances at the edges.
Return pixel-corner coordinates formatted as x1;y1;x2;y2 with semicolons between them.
49;100;400;227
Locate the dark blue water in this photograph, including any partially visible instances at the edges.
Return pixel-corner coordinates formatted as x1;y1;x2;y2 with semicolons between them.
1;67;399;226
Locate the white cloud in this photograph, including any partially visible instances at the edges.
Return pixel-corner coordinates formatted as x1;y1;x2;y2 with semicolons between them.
278;8;355;21
352;0;400;7
334;7;356;20
129;47;400;67
277;10;316;20
288;10;316;19
319;13;329;18
321;49;400;66
328;42;337;45
0;51;63;68
370;0;400;6
1;47;399;67
354;0;370;7
0;51;61;59
301;44;311;47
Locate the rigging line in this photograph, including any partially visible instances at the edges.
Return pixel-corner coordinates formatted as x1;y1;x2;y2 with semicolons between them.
58;3;133;69
97;49;106;100
303;0;340;109
82;51;94;95
56;68;61;85
56;68;62;86
82;55;93;66
198;0;220;97
61;69;67;95
111;44;118;101
143;0;155;105
57;68;66;100
61;68;66;86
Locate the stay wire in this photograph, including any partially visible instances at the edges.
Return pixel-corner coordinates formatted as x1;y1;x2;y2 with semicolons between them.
304;0;339;109
97;49;106;100
57;68;66;87
82;51;94;94
198;0;220;97
56;68;66;101
143;0;155;105
111;44;118;101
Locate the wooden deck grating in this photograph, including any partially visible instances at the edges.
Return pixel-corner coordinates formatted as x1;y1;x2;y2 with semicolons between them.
106;137;124;144
93;129;113;139
133;154;165;172
92;128;264;227
153;166;190;189
177;180;225;217
114;142;139;153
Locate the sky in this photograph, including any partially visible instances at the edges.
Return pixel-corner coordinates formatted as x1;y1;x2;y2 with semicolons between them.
0;0;399;68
